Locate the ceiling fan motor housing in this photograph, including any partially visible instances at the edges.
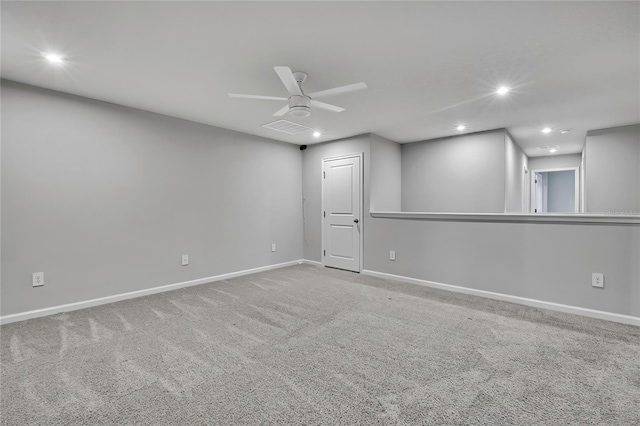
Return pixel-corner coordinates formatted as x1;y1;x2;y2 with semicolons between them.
289;95;311;117
292;71;308;83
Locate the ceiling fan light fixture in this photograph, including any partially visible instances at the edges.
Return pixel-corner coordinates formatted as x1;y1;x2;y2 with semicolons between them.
288;95;311;117
289;106;311;118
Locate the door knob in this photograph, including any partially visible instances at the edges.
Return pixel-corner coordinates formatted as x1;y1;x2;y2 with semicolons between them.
354;219;359;223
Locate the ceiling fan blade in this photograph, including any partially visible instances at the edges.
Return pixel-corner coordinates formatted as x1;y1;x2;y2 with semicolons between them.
274;66;303;96
310;100;345;113
273;104;290;117
307;82;367;99
229;93;287;101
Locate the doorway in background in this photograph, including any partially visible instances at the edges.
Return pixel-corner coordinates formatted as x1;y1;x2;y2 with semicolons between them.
531;168;579;213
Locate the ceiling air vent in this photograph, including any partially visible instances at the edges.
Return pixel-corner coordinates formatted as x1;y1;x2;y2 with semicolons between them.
263;120;313;135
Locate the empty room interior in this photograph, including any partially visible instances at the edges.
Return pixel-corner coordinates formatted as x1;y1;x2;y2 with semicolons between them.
1;2;639;425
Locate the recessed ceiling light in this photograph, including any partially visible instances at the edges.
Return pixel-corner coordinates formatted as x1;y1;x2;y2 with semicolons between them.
560;128;572;134
456;124;466;131
43;53;64;64
313;131;321;137
496;86;510;95
549;148;557;153
542;127;552;134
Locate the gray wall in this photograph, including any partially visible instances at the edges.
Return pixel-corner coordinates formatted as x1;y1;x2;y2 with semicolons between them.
402;129;506;212
504;133;528;213
300;132;639;317
366;217;639;317
302;134;371;263
301;133;639;317
1;81;303;316
370;134;401;211
528;154;582;171
547;170;576;213
3;82;638;321
585;124;640;214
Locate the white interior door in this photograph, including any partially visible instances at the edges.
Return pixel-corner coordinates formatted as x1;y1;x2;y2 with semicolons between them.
322;155;362;272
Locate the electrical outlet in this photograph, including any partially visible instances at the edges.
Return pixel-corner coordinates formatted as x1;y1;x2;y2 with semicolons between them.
592;272;604;288
390;250;396;261
271;243;276;252
182;255;189;266
32;272;44;287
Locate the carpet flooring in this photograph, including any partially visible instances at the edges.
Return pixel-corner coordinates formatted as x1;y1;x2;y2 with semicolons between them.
1;264;639;425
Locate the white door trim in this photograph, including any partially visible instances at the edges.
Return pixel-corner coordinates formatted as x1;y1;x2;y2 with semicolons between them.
321;152;364;272
530;166;580;213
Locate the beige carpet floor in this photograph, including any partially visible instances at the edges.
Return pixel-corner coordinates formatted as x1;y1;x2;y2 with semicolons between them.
1;264;639;425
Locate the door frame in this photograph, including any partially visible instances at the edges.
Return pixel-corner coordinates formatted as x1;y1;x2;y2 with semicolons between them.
523;166;530;213
321;152;364;272
530;166;580;213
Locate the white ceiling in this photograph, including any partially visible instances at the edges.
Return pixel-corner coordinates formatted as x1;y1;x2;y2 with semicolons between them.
2;1;638;156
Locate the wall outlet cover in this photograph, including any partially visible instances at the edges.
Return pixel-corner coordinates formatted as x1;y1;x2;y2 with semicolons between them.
182;255;189;266
32;272;44;287
592;272;604;288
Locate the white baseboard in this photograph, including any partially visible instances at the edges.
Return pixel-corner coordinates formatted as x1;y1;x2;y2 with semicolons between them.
5;262;636;327
300;259;323;267
1;260;304;325
362;270;640;327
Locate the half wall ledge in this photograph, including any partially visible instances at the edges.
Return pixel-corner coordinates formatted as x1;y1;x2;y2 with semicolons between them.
370;211;640;225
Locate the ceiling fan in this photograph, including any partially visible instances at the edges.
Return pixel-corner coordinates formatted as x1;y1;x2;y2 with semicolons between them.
229;66;367;118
